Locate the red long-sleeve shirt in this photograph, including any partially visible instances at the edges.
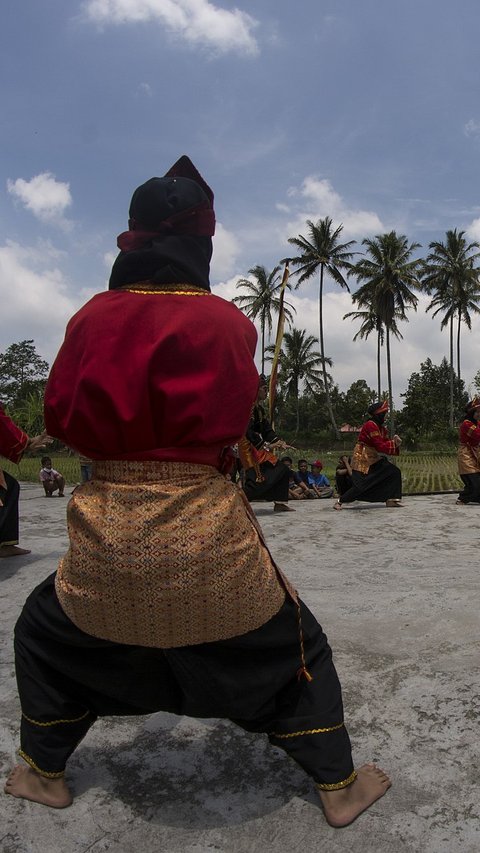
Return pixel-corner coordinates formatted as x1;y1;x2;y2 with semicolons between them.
352;419;399;474
44;288;259;469
458;418;480;474
0;404;29;464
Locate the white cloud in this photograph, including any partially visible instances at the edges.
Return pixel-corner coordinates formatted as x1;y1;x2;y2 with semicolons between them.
210;221;240;280
211;274;243;303
464;119;480;138
103;250;117;269
137;81;153;97
83;0;259;56
466;217;480;241
286;175;385;240
0;241;82;365
213;173;387;295
7;173;72;230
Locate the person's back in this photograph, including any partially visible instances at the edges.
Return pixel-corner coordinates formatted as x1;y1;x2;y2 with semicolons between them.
46;290;257;467
6;156;391;825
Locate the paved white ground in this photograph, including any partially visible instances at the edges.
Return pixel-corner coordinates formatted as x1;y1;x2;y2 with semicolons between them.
1;485;479;853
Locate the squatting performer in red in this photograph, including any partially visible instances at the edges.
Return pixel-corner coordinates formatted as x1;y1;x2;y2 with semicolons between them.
334;400;402;510
4;156;390;826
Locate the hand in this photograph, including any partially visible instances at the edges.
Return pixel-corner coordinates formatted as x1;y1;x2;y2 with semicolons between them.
269;439;287;450
393;434;402;447
28;431;53;452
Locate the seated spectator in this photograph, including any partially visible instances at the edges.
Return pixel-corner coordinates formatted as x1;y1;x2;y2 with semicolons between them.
281;456;309;500
308;460;334;498
294;459;318;499
335;455;353;497
39;457;65;497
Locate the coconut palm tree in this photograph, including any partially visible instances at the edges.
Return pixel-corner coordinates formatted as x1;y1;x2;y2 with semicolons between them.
351;232;423;432
422;230;480;425
233;265;295;373
287;217;355;438
266;327;327;437
343;308;384;400
343;307;404;402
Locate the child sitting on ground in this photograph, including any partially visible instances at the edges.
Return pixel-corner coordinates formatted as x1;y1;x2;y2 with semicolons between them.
281;456;309;500
308;460;334;498
293;459;317;499
39;456;65;497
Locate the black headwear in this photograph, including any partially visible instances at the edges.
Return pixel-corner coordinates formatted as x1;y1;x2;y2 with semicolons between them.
465;397;480;417
367;400;388;425
109;155;215;291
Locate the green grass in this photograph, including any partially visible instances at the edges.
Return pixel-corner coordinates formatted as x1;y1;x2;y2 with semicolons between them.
2;455;82;485
2;450;463;494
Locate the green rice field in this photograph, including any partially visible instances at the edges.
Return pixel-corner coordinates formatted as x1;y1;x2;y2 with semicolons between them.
2;451;462;495
2;455;83;486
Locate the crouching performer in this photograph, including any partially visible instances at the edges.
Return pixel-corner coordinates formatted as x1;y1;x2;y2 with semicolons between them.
5;156;390;827
334;401;402;509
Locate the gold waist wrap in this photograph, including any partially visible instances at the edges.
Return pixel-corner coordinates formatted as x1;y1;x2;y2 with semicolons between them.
458;444;480;475
55;460;289;648
351;442;379;474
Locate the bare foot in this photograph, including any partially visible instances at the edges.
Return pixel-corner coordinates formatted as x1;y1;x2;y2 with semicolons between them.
385;499;403;507
273;502;295;512
318;763;391;827
333;501;342;511
4;765;72;808
0;545;31;558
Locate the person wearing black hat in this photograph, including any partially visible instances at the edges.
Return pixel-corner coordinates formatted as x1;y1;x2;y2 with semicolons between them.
457;397;480;504
241;375;294;512
334;401;402;509
5;157;390;825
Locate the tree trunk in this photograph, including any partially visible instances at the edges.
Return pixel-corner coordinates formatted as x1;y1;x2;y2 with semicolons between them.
295;388;300;438
386;326;394;436
449;312;454;428
261;317;265;375
456;310;461;387
319;266;340;439
377;329;382;400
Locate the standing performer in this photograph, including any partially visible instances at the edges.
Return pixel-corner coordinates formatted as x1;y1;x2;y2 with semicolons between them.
334;401;402;509
457;397;480;504
241;375;293;512
5;156;390;826
0;404;49;557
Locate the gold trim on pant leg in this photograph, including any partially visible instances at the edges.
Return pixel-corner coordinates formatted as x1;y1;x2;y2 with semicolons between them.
316;770;357;791
271;721;344;739
22;710;90;727
18;750;65;779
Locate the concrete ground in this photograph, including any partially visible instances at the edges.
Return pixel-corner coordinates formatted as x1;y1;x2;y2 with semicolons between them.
1;484;479;853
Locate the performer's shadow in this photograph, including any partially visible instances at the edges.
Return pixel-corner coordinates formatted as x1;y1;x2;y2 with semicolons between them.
70;713;314;828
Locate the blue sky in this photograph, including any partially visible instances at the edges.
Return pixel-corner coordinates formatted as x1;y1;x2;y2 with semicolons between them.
2;0;480;403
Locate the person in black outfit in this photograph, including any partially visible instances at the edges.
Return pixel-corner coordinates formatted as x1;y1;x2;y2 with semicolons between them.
242;376;294;512
335;456;353;497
